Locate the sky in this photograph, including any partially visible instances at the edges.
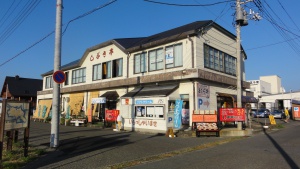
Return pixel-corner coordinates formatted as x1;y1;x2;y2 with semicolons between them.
0;0;300;92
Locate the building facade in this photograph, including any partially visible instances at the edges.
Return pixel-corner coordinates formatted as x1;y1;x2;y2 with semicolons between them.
36;20;253;133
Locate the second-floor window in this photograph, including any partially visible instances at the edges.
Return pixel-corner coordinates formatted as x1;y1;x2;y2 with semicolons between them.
204;44;236;76
93;63;102;81
134;52;147;74
64;72;69;86
72;68;86;84
112;58;123;77
149;48;164;71
45;76;53;89
102;61;111;79
165;43;183;68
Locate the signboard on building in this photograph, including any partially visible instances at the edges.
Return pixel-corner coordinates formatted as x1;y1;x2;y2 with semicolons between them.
91;97;106;104
219;108;245;122
197;83;210;110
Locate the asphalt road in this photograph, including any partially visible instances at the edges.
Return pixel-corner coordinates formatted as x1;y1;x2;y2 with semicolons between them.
129;120;300;169
22;118;300;169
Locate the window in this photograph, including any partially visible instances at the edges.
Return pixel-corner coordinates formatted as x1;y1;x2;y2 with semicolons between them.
64;72;69;85
149;48;164;71
93;63;102;81
166;43;183;68
102;61;111;79
72;68;86;84
225;54;236;75
112;58;123;77
204;44;236;76
45;76;53;89
134;53;147;73
135;105;164;118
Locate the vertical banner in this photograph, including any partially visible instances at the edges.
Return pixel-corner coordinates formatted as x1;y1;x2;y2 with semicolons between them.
197;83;210;110
174;99;183;129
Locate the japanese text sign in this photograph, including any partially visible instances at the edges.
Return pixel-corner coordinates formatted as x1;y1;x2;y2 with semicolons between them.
219;108;245;122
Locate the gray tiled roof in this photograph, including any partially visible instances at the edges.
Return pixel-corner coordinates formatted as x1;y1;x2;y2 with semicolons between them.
2;76;42;97
42;20;237;75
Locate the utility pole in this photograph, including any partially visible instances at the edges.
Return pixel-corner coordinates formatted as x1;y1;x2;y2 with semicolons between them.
50;0;63;148
236;0;247;130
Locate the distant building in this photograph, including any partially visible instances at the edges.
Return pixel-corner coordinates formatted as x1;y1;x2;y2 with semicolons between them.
247;75;285;98
1;75;43;112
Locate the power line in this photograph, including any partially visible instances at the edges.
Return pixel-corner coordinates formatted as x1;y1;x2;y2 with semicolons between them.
0;0;117;68
144;0;235;7
0;0;41;46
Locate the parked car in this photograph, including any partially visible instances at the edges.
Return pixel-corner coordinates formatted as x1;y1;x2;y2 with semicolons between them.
253;109;270;118
271;110;284;119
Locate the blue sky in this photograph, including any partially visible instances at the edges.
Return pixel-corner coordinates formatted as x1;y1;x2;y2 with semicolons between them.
0;0;299;92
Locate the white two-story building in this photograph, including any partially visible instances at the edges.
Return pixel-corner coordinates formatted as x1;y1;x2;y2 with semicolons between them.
36;20;255;133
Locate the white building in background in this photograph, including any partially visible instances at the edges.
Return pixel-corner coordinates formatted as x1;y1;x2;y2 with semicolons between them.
247;75;285;98
247;75;300;112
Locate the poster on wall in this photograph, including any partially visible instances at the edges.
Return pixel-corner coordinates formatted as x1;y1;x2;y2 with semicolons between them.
197;83;210;110
181;109;189;125
165;47;174;64
174;99;183;129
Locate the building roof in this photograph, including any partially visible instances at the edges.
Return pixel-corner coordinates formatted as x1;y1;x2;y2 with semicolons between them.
1;76;43;97
42;20;243;76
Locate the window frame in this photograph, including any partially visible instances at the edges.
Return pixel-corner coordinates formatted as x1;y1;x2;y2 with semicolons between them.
135;105;164;119
93;63;102;81
112;58;123;77
204;44;236;76
134;52;147;74
72;67;86;84
149;48;164;72
165;43;183;68
45;76;53;89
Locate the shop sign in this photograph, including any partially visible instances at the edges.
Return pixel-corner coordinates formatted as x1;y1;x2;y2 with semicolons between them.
91;97;106;104
219;108;245;122
135;100;153;104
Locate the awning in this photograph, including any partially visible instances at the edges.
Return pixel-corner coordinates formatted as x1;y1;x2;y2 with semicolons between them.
122;84;178;97
100;91;119;101
217;93;257;103
233;95;258;103
292;100;300;105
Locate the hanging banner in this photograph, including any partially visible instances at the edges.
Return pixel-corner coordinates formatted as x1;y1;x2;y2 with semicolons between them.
174;99;183;129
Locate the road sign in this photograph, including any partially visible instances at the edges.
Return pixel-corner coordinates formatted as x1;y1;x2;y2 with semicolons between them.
53;70;66;84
